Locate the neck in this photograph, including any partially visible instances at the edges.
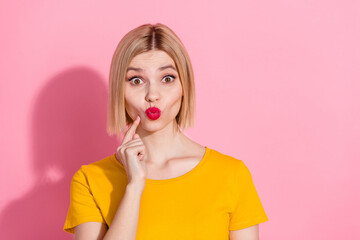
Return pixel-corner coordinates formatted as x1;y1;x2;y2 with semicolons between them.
135;119;188;167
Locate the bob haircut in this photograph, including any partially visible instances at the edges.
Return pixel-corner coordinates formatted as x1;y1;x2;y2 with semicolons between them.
107;23;195;138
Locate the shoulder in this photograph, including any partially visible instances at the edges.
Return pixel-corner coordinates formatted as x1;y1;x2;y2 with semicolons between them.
72;153;123;181
69;154;128;202
207;147;246;169
207;147;254;182
205;147;250;180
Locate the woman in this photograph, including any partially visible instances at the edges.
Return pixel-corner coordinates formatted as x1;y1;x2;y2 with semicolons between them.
63;23;268;240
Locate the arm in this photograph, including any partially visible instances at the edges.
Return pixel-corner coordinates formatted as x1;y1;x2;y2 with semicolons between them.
74;183;143;240
74;222;107;240
229;224;259;240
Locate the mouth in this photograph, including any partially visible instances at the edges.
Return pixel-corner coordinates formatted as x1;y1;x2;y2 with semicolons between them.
145;107;161;120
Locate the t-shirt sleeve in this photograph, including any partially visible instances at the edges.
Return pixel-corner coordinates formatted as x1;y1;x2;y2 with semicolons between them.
229;160;269;231
63;166;106;234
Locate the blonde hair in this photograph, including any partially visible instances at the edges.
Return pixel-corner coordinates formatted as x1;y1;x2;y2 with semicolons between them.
107;23;195;138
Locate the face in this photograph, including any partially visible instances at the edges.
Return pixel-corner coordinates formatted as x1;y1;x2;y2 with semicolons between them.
124;50;183;133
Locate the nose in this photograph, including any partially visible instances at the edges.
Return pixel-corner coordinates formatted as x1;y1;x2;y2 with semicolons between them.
145;82;160;103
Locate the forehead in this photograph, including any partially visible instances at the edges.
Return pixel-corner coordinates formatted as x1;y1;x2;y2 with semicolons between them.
128;50;175;68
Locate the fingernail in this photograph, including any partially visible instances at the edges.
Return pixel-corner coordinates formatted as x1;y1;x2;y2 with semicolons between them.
136;116;140;121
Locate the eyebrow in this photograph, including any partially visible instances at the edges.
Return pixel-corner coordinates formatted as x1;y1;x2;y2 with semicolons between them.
126;64;176;73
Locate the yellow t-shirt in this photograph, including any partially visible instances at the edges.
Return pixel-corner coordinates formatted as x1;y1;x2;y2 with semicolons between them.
63;146;268;239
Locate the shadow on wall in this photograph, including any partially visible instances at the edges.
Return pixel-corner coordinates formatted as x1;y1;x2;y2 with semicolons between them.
0;67;119;239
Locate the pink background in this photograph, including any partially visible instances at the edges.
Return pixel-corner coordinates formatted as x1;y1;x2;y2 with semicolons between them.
1;0;359;239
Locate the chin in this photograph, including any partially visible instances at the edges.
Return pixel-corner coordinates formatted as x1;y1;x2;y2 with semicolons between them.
142;117;173;132
141;125;163;134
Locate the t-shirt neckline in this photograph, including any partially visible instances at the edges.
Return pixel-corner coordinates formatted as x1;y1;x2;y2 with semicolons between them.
112;146;210;185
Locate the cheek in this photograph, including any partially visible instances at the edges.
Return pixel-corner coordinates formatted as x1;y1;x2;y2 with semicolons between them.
124;86;140;105
166;83;183;107
124;91;139;114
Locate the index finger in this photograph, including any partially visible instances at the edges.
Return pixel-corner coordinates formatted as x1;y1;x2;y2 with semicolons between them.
122;116;140;144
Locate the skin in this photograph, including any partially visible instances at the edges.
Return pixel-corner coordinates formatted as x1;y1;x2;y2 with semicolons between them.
230;225;259;240
120;49;205;176
74;50;259;239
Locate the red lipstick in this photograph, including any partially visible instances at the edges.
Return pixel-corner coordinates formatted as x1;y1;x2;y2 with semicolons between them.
145;107;161;120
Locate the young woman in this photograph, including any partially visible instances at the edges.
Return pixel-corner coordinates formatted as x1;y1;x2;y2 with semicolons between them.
63;23;268;240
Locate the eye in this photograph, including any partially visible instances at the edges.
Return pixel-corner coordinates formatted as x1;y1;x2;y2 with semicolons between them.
162;75;175;83
127;76;144;85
